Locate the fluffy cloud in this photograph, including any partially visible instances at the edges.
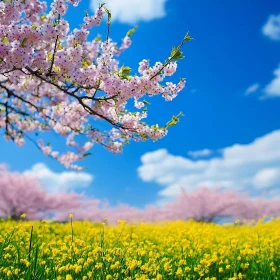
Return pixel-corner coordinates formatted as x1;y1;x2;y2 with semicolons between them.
262;14;280;40
263;65;280;97
188;149;212;158
253;168;280;189
24;163;93;193
245;83;260;95
138;130;280;199
90;0;167;24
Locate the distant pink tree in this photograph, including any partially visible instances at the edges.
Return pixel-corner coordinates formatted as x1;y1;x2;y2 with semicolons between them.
156;187;280;222
1;164;279;223
0;166;82;220
61;187;280;224
53;200;145;223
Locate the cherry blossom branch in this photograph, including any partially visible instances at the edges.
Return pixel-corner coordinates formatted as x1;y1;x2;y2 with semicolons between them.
150;32;193;80
0;0;189;168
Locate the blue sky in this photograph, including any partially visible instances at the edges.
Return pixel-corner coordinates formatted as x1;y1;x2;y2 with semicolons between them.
1;0;280;207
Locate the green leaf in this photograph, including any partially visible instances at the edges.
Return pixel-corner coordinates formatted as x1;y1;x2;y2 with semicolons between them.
126;26;138;37
99;2;106;9
140;134;148;139
94;35;101;42
151;125;158;131
40;14;46;20
84;10;89;17
21;37;28;48
142;100;150;105
169;47;185;61
82;59;91;67
183;32;193;42
104;7;112;23
120;66;131;78
1;37;9;44
83;152;92;157
166;115;180;128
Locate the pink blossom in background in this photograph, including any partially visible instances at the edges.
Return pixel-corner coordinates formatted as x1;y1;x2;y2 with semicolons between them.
0;166;82;220
52;187;280;224
1;165;280;223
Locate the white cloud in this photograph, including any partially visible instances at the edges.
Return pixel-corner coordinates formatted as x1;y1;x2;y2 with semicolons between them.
245;83;260;95
188;149;212;158
263;65;280;97
262;14;280;41
138;130;280;199
24;163;93;193
253;168;280;189
90;0;167;24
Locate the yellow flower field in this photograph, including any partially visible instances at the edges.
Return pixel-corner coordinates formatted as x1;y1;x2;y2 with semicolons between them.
0;218;280;279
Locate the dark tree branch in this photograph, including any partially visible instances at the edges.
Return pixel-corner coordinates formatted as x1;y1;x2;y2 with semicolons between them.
47;15;61;77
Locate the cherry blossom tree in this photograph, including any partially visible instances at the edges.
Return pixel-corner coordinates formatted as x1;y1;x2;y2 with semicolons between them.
3;160;278;222
161;188;280;222
54;187;280;223
0;165;82;220
0;0;191;170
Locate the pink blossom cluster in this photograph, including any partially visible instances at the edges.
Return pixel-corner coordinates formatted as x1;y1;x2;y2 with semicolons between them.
0;0;188;169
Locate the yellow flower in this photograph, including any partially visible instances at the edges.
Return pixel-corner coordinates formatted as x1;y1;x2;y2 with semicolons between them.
20;259;31;267
176;268;183;277
69;214;73;219
74;265;82;274
163;262;171;271
244;263;250;269
20;213;27;219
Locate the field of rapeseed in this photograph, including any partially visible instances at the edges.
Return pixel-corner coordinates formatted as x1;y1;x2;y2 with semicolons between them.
0;218;279;280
